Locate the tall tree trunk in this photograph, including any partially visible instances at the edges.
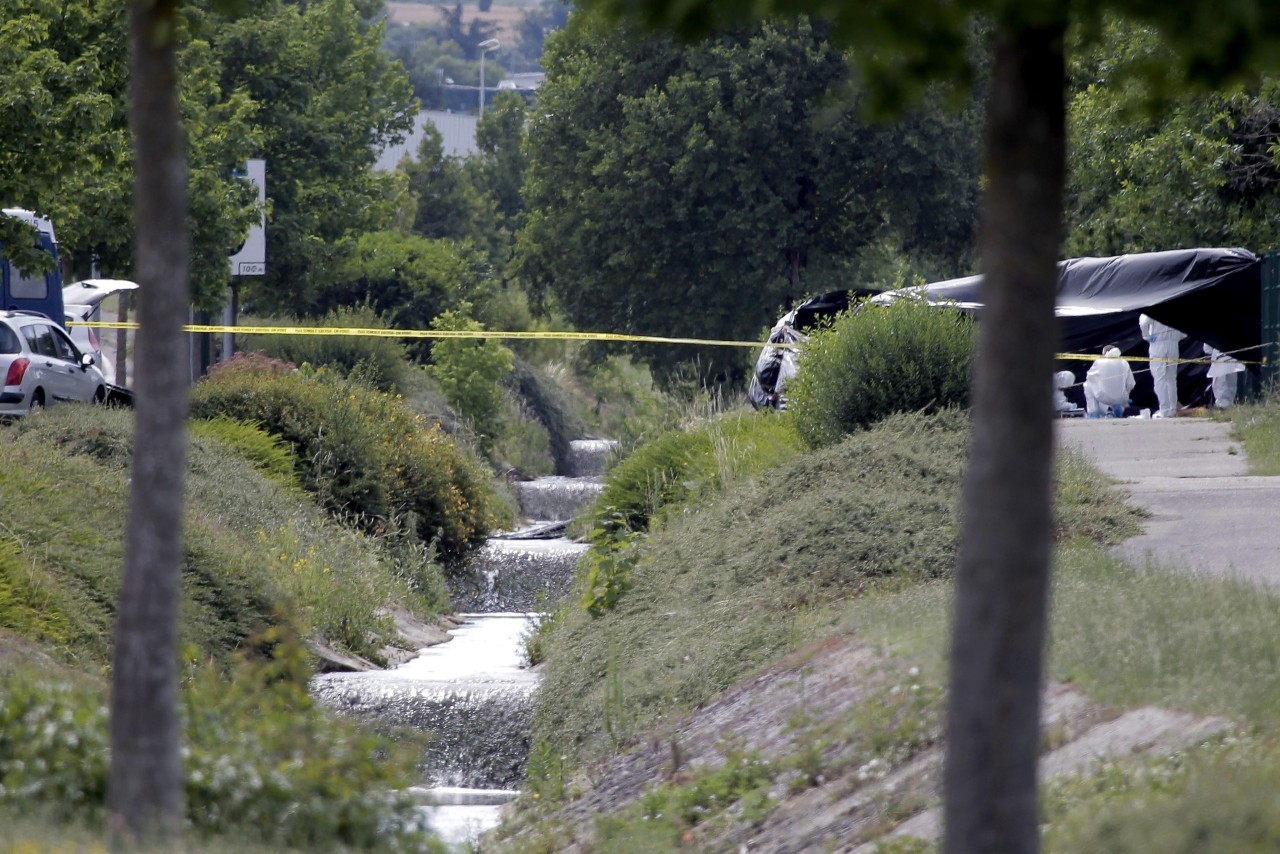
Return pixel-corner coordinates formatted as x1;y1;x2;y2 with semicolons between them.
108;0;191;845
943;19;1065;854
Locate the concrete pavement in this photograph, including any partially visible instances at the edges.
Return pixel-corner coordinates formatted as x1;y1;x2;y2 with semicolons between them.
1057;417;1280;585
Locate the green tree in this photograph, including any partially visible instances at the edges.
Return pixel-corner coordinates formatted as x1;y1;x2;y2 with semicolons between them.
514;14;981;381
471;89;530;229
0;0;259;303
427;305;515;453
1067;20;1280;254
402;126;493;244
327;229;497;360
576;0;1280;851
214;0;417;317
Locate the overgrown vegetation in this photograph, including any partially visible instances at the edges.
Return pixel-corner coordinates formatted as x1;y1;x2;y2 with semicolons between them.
785;296;976;447
0;630;442;852
534;411;974;762
190;352;509;567
505;407;1149;848
239;306;413;393
2;405;443;667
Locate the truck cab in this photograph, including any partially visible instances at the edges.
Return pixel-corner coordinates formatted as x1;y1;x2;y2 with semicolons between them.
1;208;65;323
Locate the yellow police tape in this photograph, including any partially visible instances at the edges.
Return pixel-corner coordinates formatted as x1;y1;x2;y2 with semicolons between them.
71;321;792;350
66;320;1267;365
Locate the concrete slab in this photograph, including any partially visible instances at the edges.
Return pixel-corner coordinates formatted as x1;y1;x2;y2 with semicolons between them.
1058;417;1280;586
1057;418;1247;480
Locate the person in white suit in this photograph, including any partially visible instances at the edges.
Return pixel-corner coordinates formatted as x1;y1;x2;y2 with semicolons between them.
1204;343;1245;408
1139;314;1185;418
1083;345;1135;418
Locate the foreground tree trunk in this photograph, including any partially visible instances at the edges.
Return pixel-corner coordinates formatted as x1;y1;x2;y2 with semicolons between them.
943;19;1066;854
108;0;191;845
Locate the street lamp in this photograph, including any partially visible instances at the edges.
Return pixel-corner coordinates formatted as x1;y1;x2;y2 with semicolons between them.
478;38;500;117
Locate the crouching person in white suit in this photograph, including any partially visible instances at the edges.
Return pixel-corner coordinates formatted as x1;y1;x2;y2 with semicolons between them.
1084;345;1135;418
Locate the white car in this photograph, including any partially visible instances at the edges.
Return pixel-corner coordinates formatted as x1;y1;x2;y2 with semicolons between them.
0;310;107;415
63;278;138;386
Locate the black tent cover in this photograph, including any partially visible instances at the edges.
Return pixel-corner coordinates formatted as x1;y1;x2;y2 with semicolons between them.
914;247;1261;359
909;247;1262;409
752;248;1262;411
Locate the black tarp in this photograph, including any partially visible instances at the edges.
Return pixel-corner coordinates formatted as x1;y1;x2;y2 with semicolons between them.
907;248;1262;411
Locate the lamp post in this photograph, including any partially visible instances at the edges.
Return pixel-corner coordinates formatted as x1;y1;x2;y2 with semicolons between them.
478;38;500;116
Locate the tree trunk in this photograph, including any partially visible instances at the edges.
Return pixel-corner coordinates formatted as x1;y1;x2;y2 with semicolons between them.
943;19;1065;854
108;0;191;845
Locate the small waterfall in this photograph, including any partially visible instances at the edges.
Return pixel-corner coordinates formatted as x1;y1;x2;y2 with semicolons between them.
511;476;604;522
312;442;611;849
566;438;618;477
450;538;589;613
312;614;537;790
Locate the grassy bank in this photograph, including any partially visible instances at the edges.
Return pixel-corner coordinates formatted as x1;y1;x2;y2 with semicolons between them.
506;399;1280;849
0;405;448;669
528;410;1141;769
0;400;474;850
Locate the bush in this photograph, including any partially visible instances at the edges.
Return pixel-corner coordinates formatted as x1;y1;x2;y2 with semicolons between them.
0;635;439;851
586;411;804;541
577;412;804;615
238;306;412;392
785;295;976;447
191;353;509;566
427;305;515;455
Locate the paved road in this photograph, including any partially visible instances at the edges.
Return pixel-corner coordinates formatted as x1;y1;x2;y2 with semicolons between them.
1057;417;1280;585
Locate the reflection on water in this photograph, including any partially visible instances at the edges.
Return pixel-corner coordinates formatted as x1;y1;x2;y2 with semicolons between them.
313;615;540;791
412;786;519;849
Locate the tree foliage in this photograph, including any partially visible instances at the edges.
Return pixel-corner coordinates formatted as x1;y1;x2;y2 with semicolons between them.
0;0;258;304
214;0;417;317
1067;20;1280;254
515;13;981;381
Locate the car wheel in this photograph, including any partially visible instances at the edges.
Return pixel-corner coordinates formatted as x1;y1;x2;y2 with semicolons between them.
28;389;44;412
93;386;106;405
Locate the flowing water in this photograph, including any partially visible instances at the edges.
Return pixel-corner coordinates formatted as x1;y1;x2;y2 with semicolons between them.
312;439;617;849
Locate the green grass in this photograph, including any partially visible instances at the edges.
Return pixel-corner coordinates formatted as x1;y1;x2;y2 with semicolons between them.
1230;393;1280;474
515;401;1280;848
0;405;447;668
531;410;1141;768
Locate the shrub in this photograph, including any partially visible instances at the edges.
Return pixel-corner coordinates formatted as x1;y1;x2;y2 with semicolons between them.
493;388;556;479
576;412;804;615
191;355;508;565
427;305;515;455
785;295;976;447
0;635;437;851
190;416;297;488
508;357;586;476
238;306;412;392
587;412;804;541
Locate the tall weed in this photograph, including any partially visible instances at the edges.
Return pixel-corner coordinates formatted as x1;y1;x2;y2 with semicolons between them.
238;305;412;392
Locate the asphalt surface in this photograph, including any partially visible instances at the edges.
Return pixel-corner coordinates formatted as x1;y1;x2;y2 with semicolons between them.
1057;416;1280;585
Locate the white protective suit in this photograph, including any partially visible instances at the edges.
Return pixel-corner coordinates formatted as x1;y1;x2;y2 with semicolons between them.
1139;314;1186;418
1204;343;1245;408
1084;346;1135;417
1053;370;1078;413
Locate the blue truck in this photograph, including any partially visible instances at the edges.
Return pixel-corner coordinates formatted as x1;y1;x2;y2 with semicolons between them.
0;208;66;322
